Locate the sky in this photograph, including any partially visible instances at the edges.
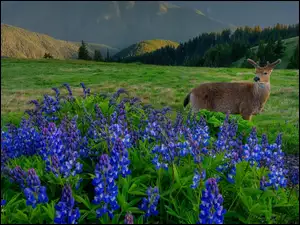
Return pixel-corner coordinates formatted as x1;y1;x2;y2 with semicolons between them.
168;1;299;27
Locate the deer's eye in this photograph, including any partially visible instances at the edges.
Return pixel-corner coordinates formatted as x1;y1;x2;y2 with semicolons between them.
263;72;268;75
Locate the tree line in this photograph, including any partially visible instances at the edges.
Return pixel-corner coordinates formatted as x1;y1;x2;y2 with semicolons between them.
78;41;111;62
116;23;299;69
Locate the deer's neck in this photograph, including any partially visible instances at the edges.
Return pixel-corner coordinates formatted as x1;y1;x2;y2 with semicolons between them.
253;82;270;102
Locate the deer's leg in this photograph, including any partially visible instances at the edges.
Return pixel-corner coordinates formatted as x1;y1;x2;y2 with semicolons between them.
241;114;252;121
190;93;201;113
239;102;253;121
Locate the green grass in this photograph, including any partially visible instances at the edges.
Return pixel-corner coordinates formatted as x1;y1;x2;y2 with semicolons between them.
1;58;299;154
233;36;299;69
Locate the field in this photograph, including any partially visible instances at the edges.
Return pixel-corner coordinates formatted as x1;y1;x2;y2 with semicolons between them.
1;58;299;224
1;58;299;154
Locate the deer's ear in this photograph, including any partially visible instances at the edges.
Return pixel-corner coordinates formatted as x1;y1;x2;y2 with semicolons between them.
247;58;259;68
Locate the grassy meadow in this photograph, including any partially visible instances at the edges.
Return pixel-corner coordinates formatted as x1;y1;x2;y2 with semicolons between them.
1;58;299;154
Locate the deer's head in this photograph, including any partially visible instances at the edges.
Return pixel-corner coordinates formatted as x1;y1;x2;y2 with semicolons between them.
247;59;281;83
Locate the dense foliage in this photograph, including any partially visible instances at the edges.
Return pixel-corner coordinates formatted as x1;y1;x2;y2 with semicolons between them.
118;23;299;68
1;84;299;224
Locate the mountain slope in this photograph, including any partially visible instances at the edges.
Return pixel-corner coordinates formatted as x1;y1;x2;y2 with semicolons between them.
1;24;119;59
1;1;234;48
232;36;299;69
113;39;179;59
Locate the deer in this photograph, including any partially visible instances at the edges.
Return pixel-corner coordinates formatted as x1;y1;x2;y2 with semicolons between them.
183;59;281;121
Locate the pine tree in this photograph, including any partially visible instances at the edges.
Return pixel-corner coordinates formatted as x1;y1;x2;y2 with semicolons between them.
263;40;277;65
273;37;286;59
93;50;103;62
78;40;90;60
106;49;110;62
241;49;258;68
287;43;299;69
256;41;266;66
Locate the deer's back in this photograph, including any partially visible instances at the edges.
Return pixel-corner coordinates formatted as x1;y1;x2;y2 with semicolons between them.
191;82;254;113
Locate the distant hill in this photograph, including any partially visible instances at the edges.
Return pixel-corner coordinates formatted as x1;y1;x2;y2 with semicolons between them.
113;39;179;59
232;36;299;69
1;1;234;48
1;24;119;59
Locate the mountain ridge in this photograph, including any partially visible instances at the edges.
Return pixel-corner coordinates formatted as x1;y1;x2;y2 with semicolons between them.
1;24;119;59
113;39;179;59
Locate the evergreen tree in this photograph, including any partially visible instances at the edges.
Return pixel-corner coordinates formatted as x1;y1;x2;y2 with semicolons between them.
287;43;299;69
263;40;276;64
106;49;110;62
273;37;286;59
78;40;90;60
256;41;267;66
93;50;103;62
241;49;258;68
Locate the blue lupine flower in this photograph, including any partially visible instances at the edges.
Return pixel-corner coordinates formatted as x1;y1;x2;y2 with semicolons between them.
191;169;206;189
260;176;267;191
2;119;42;159
214;113;237;154
266;165;288;190
198;178;226;224
124;212;134;224
1;199;6;206
151;143;177;170
9;166;27;189
51;87;60;101
63;83;74;101
227;166;236;184
75;178;83;190
80;82;90;98
112;88;128;99
24;169;48;208
54;184;80;224
289;168;299;185
92;154;119;219
110;138;131;178
139;186;160;218
177;141;191;157
28;99;41;110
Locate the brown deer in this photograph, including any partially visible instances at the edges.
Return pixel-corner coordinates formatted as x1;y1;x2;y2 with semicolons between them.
183;59;281;120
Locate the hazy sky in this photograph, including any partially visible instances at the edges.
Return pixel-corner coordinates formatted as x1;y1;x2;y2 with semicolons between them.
169;1;299;27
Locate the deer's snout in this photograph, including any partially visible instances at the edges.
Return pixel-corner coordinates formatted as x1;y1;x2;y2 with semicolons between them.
254;76;260;82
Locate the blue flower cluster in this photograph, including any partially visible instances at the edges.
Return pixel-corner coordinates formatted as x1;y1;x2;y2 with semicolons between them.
191;169;206;189
41;119;84;178
80;82;91;99
24;168;49;208
54;184;80;224
92;154;119;219
198;178;226;224
139;186;160;218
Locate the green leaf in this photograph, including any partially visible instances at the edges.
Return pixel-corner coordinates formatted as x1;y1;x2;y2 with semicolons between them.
74;194;91;210
172;164;181;185
128;183;138;192
126;207;144;214
165;205;185;221
42;201;55;221
225;211;247;223
137;215;144;224
14;210;29;223
243;187;263;197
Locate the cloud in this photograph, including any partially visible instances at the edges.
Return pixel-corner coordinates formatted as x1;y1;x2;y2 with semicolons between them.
112;1;121;17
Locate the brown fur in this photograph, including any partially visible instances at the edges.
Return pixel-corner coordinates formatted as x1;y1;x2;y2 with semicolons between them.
184;59;281;120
